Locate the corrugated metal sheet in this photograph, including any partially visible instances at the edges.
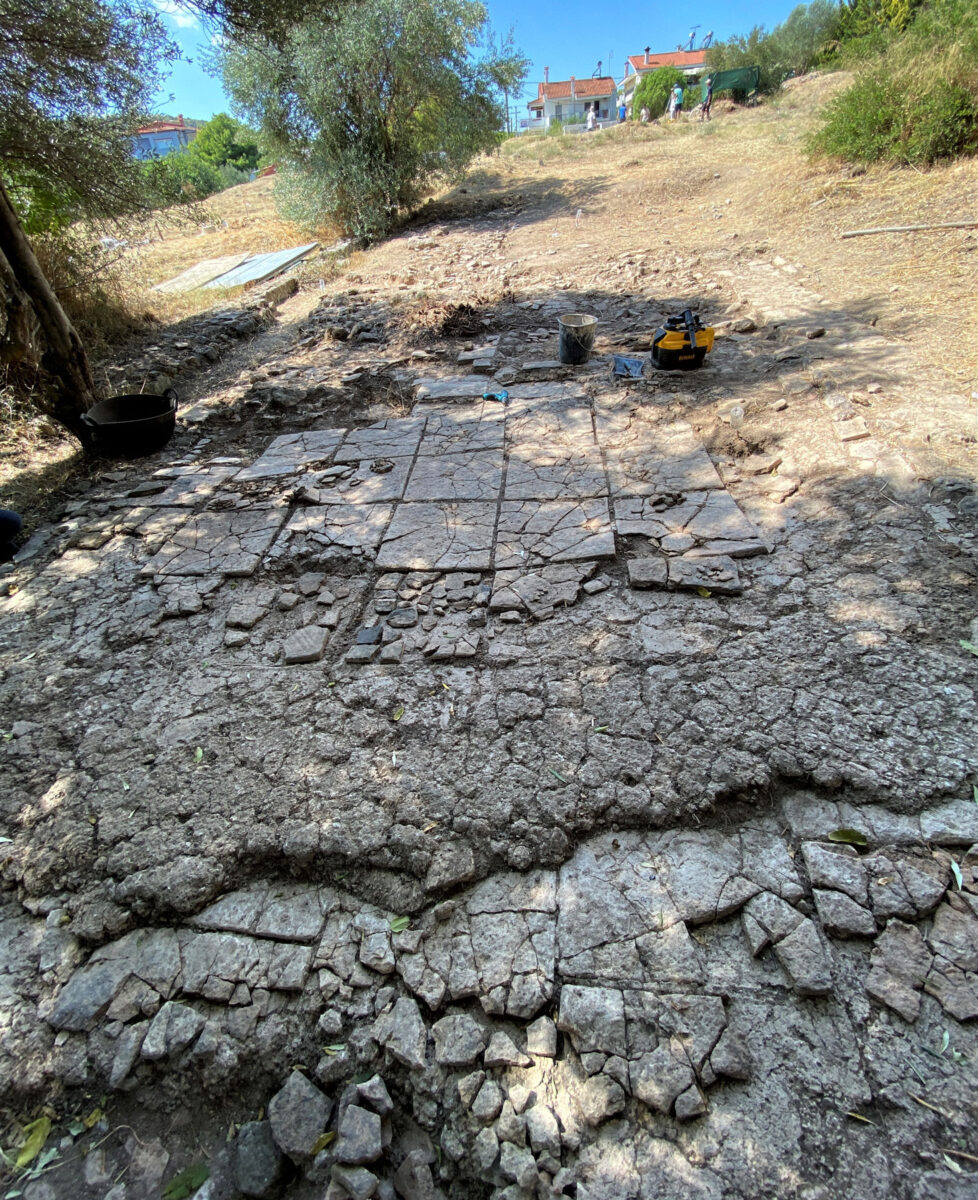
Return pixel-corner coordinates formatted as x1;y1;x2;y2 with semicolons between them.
153;254;252;293
202;242;319;289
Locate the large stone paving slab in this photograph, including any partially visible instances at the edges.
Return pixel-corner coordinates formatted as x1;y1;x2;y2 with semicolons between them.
405;451;503;502
376;502;497;571
614;491;763;545
504;446;608;501
495;499;615;568
272;503;394;557
419;411;504;455
142;506;287;578
304;457;412;504
506;405;595;450
136;466;237;506
234;430;345;482
335;418;425;463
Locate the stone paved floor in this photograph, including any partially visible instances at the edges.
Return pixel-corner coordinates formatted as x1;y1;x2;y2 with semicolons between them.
1;346;976;1200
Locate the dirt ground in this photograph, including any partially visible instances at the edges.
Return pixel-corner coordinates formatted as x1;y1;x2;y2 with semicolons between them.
1;74;977;1200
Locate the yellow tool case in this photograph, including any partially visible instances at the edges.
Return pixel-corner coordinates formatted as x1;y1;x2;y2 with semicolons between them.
651;309;715;370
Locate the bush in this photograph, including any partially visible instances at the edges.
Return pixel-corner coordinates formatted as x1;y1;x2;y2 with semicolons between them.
631;67;685;119
706;0;843;93
810;0;978;164
547;119;564;136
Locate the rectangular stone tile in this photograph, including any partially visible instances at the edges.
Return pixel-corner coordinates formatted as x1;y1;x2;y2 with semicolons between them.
506;405;595;450
614;491;762;546
684;490;763;543
143;506;287;578
606;444;721;496
405;451;503;502
413;377;490;402
420;412;504;455
504;446;608;501
234;430;346;482
136;466;237;506
495;499;615;568
376;502;497;571
273;503;393;554
304;457;411;504
335;417;425;463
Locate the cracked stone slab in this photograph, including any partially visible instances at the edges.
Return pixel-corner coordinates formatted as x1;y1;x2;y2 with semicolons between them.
143;506;287;578
234;430;345;482
132;466;237;507
668;555;743;595
614;490;761;546
413;377;491;402
489;562;597;618
272;504;393;555
506;406;595;450
405;451;503;502
504;446;608;501
606;446;722;497
303;457;411;504
335;417;425;463
420;411;505;454
495;499;614;568
376;502;496;571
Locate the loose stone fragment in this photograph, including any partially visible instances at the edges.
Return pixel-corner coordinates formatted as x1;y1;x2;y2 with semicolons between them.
375;997;428;1069
578;1075;626;1127
432;1012;488;1066
674;1084;708;1121
330;1163;380;1200
526;1016;558;1058
393;1150;436;1200
484;1031;532;1068
557;986;626;1055
813;889;876;939
283;626;328;665
356;1074;393;1115
865;919;932;1022
140;1000;205;1059
336;1105;382;1164
709;1028;751;1081
801;842;868;905
630;1045;694;1115
268;1070;333;1162
458;1069;486;1108
472;1127;499;1174
499;1142;538;1189
234;1122;285;1200
471;1080;505;1123
667;554;742;595
626;558;668;589
772;919;833;996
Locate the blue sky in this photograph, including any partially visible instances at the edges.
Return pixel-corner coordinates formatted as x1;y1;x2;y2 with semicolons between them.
151;0;802;121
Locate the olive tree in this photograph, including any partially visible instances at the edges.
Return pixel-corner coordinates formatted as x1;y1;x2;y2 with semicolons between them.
0;0;177;436
221;0;528;239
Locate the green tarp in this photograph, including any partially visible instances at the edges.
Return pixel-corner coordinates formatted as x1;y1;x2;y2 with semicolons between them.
701;67;761;101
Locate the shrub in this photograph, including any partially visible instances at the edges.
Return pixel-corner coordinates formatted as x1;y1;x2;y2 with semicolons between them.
810;0;978;164
631;67;685;119
547;119;564;136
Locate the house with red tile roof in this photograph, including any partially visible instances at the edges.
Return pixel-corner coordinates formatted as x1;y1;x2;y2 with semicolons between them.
525;73;617;131
133;116;198;160
618;48;708;110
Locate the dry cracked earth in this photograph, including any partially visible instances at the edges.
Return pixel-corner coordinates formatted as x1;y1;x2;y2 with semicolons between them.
1;188;977;1200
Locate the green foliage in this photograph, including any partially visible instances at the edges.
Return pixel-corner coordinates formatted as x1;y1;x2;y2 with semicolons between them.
547;119;564;136
221;0;528;239
705;0;843;93
0;0;178;224
810;0;978;164
192;113;261;172
631;67;685;119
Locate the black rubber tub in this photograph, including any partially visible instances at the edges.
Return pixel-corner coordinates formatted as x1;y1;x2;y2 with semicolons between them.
81;389;178;457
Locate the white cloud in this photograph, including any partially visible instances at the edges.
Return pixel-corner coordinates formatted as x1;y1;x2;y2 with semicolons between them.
153;0;200;30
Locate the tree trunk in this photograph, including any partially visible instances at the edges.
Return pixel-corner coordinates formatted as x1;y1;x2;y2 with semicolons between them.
0;173;100;441
0;247;35;371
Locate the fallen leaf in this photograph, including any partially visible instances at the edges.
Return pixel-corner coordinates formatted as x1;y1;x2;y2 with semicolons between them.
827;828;868;846
392;705;405;721
696;586;712;598
193;747;204;764
549;768;567;784
310;1131;335;1155
960;639;978;656
422;821;438;833
162;1163;209;1200
390;915;410;933
950;858;963;890
846;1111;878;1126
943;1153;963;1175
940;1030;950;1055
14;1118;51;1171
322;1044;345;1056
82;1107;103;1130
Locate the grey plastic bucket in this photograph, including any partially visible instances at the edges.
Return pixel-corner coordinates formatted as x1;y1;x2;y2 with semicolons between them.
558;313;597;365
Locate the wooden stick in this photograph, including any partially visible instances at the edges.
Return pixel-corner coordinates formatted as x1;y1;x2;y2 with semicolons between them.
941;1147;978;1165
841;220;977;239
909;1092;953;1118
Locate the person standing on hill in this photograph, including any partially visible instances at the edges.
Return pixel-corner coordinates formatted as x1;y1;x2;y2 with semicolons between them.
640;105;650;123
586;107;596;131
672;82;684;119
701;75;714;121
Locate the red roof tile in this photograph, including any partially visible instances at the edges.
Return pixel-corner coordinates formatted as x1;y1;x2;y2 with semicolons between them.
626;50;705;73
529;76;617;105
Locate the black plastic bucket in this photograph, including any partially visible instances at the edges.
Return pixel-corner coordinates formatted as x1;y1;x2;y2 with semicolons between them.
81;389;178;457
558;313;597;365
